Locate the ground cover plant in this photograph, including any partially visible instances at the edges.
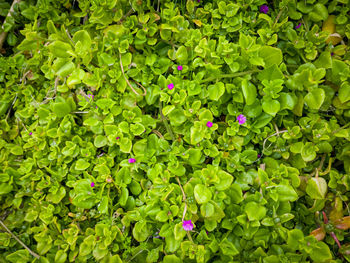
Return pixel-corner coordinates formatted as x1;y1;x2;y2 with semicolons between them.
0;0;350;262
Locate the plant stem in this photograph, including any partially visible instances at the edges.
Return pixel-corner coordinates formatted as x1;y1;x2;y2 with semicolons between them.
332;122;350;134
199;70;259;84
158;100;175;141
119;53;146;96
0;220;40;259
176;177;187;221
0;0;21;50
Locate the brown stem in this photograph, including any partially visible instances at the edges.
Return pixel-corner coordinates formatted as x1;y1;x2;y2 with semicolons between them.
0;220;40;259
0;0;21;50
119;53;146;96
176;177;187;221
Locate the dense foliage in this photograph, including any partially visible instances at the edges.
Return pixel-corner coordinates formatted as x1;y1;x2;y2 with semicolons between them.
0;0;350;262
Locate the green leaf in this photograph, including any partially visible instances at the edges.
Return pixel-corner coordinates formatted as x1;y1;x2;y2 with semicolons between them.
190;125;204;145
194;184;212;204
94;135;107;148
5;250;30;263
257;64;284;81
339;82;350;103
245;202;266;221
208;82;225;101
55;250;67;263
174;222;186;241
258;46;283;66
163;255;182;263
133;221;150;242
48;41;73;58
0;183;13;195
175;46;188;63
219;238;239;256
168;109;186;126
215;170;233;191
275;185;298;202
309;241;332;262
242;79;257;105
53;58;75;77
201;202;215;217
120;138;132;153
262;98;280;116
73;30;91;51
287;229;304;251
306;177;328;199
52;102;71;117
304;88;325;110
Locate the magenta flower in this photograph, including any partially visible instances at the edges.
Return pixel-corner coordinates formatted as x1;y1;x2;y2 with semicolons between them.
128;158;136;163
29;132;32;135
183;220;194;231
295;23;302;29
258;154;261;158
177;65;183;71
237;114;246;125
91;182;95;187
116;137;120;140
206;121;213;128
88;94;94;99
168;83;174;90
260;5;269;14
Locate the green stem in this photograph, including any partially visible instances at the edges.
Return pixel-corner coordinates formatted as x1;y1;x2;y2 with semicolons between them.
332;122;350;134
187;231;194;243
159;100;176;141
199;70;260;84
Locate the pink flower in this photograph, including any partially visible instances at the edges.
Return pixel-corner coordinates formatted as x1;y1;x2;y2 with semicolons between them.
260;5;269;14
206;121;213;128
91;182;95;187
128;158;136;163
183;220;194;231
237;114;246;125
29;132;32;135
177;65;183;71
168;83;174;90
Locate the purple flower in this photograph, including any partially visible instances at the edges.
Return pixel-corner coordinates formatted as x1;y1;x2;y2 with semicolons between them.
295;23;302;29
177;65;183;71
91;182;95;187
29;132;32;135
237;114;246;125
116;137;120;140
197;0;200;2
183;220;194;231
206;121;213;128
128;158;136;163
331;52;334;56
260;5;269;14
168;83;174;90
88;94;94;99
258;154;261;158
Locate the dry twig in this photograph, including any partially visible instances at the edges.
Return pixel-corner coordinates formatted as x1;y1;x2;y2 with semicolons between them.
0;220;40;259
